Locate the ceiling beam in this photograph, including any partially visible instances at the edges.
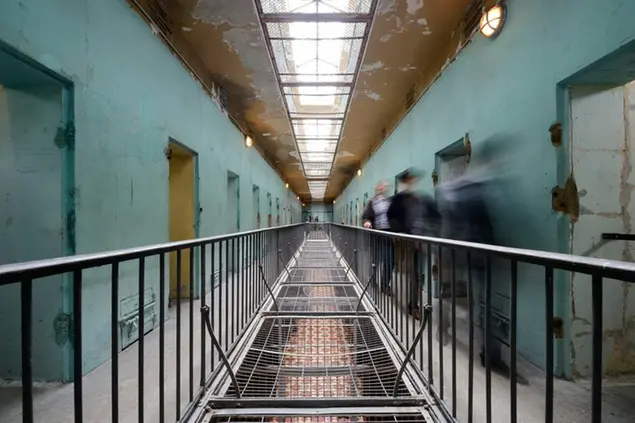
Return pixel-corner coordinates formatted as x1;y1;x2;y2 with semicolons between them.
261;13;372;23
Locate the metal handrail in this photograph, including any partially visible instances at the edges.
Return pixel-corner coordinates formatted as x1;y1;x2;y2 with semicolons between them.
0;223;305;284
330;223;635;279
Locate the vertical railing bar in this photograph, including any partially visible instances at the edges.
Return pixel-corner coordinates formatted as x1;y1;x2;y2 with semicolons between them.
189;247;195;399
111;263;119;423
485;256;492;423
225;240;230;348
545;266;554;423
591;273;603;423
199;244;206;388
219;240;224;351
510;260;518;423
242;236;246;328
426;243;433;390
451;248;457;417
21;279;34;423
175;249;182;420
232;238;236;343
467;252;473;423
158;254;165;423
438;247;444;399
210;242;216;371
138;258;145;423
72;270;84;423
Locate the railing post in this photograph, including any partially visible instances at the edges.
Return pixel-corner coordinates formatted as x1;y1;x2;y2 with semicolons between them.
276;229;280;276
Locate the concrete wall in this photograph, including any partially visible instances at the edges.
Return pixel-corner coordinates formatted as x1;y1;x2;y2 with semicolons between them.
335;0;635;376
569;82;635;377
0;0;299;379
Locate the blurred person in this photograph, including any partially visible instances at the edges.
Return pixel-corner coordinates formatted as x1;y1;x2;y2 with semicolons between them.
362;181;393;293
387;168;440;320
436;138;525;382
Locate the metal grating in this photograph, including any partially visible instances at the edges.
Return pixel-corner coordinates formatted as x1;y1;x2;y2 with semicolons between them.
276;285;360;312
225;317;409;398
286;268;351;283
209;413;429;423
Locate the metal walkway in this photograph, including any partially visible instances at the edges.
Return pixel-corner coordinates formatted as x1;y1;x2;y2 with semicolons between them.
193;228;437;423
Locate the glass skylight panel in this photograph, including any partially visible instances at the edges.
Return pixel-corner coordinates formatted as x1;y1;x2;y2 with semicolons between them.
297;139;338;152
261;0;372;15
290;112;345;119
292;119;342;138
301;152;334;162
305;170;331;177
257;0;375;186
281;74;354;85
304;162;331;170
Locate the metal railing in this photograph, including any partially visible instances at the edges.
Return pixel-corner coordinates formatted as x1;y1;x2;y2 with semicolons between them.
330;223;635;423
0;224;304;423
5;221;635;423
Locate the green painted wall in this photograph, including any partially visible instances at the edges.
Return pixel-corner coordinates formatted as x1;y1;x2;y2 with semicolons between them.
335;0;635;376
0;0;299;379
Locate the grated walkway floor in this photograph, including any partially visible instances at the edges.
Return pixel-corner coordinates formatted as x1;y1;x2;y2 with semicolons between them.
203;230;433;423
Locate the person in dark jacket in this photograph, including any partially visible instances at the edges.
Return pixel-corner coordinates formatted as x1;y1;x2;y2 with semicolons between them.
362;181;393;293
387;168;440;320
438;173;518;379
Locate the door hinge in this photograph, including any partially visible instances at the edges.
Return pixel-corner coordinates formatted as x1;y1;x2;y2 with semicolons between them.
55;122;76;150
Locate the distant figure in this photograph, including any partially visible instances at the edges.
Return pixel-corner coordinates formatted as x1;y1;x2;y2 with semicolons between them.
387;168;440;320
362;181;393;292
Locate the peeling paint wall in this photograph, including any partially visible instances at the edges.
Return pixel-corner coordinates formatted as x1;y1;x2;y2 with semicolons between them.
570;82;635;377
336;0;635;370
0;0;299;379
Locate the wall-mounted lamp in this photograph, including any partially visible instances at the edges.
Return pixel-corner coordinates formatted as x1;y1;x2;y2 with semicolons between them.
245;136;253;147
285;182;289;189
357;169;362;177
479;3;506;38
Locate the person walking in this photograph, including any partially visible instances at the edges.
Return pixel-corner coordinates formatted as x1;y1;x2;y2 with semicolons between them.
387;168;440;320
362;181;393;293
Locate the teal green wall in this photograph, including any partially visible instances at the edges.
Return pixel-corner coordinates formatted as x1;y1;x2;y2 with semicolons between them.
336;0;635;375
0;0;299;379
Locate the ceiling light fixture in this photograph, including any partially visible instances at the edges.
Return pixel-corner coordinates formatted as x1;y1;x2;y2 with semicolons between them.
357;169;362;177
285;183;289;189
245;136;253;147
480;3;506;39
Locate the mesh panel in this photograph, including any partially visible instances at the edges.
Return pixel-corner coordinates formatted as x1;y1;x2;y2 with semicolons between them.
225;317;409;398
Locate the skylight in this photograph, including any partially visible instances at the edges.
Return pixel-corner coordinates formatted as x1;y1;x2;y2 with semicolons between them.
257;0;376;199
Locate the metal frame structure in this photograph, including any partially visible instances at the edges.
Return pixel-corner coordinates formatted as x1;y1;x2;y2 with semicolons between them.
254;0;378;200
192;222;436;423
5;222;634;423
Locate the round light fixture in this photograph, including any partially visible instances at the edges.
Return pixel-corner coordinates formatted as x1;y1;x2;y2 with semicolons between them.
285;183;289;189
357;169;362;176
245;136;253;147
479;4;506;38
